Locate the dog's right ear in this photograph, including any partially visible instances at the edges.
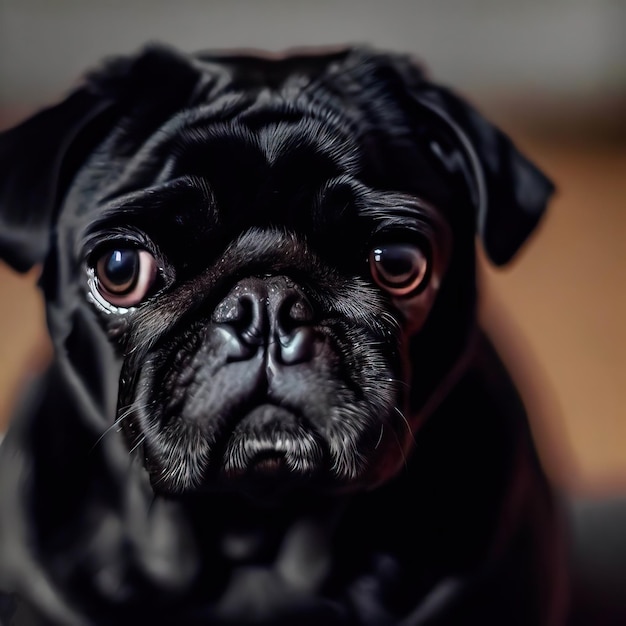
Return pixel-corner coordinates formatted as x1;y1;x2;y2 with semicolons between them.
0;90;117;272
0;45;203;273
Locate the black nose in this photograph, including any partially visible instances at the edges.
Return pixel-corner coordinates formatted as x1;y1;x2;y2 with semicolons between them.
212;276;316;364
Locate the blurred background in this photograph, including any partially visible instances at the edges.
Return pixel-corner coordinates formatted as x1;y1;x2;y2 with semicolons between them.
0;0;624;501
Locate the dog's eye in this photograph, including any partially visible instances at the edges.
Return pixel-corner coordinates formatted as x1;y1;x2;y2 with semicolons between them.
94;248;157;307
369;243;429;296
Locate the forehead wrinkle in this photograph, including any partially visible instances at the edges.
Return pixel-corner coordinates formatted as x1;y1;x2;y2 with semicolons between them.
236;90;361;172
101;76;363;206
253;120;358;174
315;178;436;226
86;175;216;232
140;92;255;154
357;190;440;221
170;105;359;179
99;93;255;199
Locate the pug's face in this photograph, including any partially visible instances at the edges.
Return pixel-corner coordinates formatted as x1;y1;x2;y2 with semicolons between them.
0;47;551;502
80;106;452;498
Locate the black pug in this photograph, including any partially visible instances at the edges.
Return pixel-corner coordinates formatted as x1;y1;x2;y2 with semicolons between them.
0;45;567;625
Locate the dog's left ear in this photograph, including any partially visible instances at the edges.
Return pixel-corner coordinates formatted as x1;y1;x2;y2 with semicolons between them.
411;84;555;266
0;45;203;273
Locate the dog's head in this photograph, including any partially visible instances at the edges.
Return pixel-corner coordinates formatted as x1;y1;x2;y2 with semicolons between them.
0;46;553;501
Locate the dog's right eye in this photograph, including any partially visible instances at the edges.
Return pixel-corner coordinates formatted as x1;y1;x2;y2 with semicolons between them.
93;248;158;308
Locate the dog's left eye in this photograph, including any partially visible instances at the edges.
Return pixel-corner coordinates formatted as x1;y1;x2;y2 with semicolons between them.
93;248;158;307
369;243;429;297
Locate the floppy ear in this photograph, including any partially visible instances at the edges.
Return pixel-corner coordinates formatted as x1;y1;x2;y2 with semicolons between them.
0;91;116;272
412;85;555;266
0;45;203;273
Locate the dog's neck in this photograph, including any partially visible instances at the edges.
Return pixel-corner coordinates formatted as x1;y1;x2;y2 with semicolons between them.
180;489;345;563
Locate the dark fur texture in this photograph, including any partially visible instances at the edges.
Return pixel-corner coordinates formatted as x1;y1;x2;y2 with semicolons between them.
0;45;566;625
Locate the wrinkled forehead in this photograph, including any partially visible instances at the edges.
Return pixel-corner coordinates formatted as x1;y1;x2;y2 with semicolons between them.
157;87;363;203
66;53;452;229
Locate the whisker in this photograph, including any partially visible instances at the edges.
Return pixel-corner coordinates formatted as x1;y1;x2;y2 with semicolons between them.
89;400;155;454
387;422;409;470
128;434;146;456
394;406;415;442
89;415;128;454
390;406;415;469
374;423;385;449
386;376;410;390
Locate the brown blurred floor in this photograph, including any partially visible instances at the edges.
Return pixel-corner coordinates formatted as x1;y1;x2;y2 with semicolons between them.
0;124;624;497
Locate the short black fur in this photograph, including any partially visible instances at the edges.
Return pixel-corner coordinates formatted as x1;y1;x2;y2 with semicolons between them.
0;45;565;625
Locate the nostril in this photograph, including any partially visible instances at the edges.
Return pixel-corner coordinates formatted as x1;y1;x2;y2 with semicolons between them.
213;290;267;347
278;327;316;365
276;293;314;335
232;296;264;345
273;293;316;365
289;295;314;322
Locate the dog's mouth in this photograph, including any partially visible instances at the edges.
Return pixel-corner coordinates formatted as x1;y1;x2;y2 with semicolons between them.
214;403;327;498
129;355;408;499
243;453;287;476
135;381;406;500
220;449;314;502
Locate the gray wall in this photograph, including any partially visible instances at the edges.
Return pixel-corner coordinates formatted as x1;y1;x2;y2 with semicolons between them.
1;0;625;110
